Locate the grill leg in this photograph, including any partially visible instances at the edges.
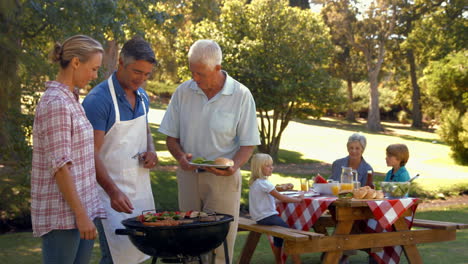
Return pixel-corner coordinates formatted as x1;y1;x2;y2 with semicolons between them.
151;256;158;264
223;240;229;264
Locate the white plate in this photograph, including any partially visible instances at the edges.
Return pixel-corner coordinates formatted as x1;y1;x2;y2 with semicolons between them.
188;162;230;169
279;191;300;195
304;192;320;197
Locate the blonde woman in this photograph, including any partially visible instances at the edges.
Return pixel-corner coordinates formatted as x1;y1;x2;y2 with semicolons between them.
248;153;303;264
31;35;106;264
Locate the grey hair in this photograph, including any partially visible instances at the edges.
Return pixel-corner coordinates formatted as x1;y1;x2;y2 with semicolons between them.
188;39;222;69
120;36;157;66
347;133;367;150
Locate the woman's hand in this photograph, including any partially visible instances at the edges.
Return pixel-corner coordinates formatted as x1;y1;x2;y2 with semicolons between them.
75;214;97;240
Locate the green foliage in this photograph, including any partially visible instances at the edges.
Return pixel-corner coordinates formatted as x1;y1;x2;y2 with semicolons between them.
437;108;468;165
422;50;468;164
335;81;397;114
177;0;339;158
145;80;178;96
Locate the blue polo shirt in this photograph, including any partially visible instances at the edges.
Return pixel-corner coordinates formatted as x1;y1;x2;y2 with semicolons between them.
385;166;410;182
82;72;150;133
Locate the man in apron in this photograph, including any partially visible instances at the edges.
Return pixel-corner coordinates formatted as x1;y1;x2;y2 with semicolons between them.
159;39;260;264
82;37;158;264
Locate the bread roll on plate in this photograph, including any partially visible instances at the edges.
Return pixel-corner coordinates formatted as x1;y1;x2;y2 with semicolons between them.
214;157;234;167
375;190;384;199
364;189;376;199
353;188;367;199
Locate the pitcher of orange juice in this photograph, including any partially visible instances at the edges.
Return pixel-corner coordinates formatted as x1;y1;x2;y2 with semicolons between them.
340;167;354;191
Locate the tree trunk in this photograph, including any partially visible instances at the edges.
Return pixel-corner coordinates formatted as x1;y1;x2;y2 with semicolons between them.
407;49;422;128
367;71;383;131
345;79;355;121
0;11;22;160
102;40;118;79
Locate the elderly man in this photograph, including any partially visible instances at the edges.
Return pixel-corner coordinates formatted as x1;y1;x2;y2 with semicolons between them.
159;39;260;263
82;37;158;264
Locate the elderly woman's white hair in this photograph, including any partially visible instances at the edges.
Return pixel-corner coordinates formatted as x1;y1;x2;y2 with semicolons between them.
188;39;222;69
347;133;367;150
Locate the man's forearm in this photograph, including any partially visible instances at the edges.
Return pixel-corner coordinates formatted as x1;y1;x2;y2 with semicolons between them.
95;154;119;196
232;146;255;171
147;126;155;153
166;136;185;161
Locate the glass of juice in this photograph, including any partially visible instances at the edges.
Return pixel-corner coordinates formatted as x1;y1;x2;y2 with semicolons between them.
330;182;340;196
300;178;309;191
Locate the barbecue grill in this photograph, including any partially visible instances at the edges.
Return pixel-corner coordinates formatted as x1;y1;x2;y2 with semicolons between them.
115;213;233;264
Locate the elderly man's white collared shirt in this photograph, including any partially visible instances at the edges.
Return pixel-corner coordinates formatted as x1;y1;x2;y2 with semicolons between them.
159;72;260;160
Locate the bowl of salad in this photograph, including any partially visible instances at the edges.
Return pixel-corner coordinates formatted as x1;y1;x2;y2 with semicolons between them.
380;181;411;199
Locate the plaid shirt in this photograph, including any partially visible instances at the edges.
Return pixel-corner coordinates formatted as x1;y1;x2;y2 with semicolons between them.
31;81;105;237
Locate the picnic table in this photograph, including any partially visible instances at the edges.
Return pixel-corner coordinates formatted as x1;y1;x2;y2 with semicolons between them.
238;194;467;264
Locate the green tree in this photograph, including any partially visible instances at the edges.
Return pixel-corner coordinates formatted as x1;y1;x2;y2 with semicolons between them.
421;51;468;164
320;0;367;121
0;0;174;225
0;0;174;164
387;0;446;128
321;0;399;131
178;0;338;159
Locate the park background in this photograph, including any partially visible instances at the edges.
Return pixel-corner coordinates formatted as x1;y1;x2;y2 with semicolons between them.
0;0;467;263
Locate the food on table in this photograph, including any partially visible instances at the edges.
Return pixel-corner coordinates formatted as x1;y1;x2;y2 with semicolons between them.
213;157;234;167
338;191;353;199
364;189;377;199
314;174;327;184
380;181;411;198
276;183;294;191
351;186;383;200
375;190;384;199
353;187;368;199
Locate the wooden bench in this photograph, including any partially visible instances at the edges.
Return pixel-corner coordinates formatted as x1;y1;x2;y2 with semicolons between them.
237;217;324;263
412;219;468;230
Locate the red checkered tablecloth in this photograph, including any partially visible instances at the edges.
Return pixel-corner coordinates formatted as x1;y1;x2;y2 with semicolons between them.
366;198;419;264
277;196;337;230
272;196;419;264
273;196;337;263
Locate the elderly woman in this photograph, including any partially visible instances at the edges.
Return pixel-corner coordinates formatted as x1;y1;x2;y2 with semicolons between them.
331;133;374;188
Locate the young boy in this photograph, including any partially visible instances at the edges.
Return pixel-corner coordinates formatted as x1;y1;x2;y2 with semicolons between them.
384;144;410;182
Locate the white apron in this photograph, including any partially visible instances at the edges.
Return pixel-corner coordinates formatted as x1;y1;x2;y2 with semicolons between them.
98;77;155;264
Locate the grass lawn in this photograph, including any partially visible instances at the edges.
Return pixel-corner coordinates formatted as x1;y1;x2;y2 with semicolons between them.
1;106;467;263
1;205;466;264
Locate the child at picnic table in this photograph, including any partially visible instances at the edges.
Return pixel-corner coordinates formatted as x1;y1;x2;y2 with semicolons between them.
248;153;303;264
385;144;411;182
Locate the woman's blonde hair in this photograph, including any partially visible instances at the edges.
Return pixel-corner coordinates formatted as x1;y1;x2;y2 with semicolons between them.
249;153;273;185
386;144;410;166
50;35;103;69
